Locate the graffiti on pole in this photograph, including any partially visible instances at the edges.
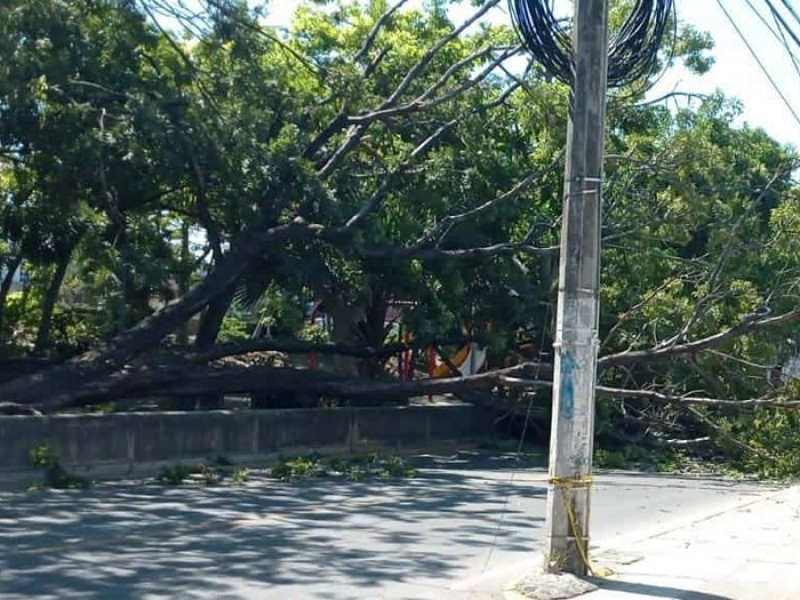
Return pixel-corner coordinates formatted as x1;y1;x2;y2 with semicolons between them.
559;352;579;420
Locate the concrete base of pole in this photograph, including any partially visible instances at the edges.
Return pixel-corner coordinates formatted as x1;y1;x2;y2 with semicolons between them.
508;573;598;600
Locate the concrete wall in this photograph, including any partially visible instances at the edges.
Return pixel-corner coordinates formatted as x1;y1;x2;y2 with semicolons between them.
0;405;490;484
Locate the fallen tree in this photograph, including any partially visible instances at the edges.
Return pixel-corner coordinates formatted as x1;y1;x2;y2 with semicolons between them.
1;358;549;412
5;1;800;484
2;299;798;414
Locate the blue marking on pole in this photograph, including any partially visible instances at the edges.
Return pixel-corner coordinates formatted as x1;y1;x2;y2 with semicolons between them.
560;352;579;419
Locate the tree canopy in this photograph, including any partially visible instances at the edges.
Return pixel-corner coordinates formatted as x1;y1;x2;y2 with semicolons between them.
2;0;800;475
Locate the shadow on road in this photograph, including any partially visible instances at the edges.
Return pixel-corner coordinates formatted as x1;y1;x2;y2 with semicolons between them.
0;451;545;599
592;578;734;599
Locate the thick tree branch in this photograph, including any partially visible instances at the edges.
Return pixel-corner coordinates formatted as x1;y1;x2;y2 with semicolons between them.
191;335;484;363
598;307;800;368
317;124;366;178
360;242;559;260
303;105;348;161
596;386;800;409
30;361;551;412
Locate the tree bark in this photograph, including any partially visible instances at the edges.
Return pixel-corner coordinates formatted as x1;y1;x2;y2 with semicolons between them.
191;288;236;410
195;289;235;349
358;285;389;377
174;220;193;346
327;296;368;376
34;252;71;354
0;251;23;333
28;360;549;412
195;334;482;363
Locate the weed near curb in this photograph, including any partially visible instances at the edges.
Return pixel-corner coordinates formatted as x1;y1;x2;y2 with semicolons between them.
270;453;417;482
30;445;91;490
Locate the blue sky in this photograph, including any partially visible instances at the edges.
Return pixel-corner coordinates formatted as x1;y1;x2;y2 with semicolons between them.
648;1;800;149
266;1;800;149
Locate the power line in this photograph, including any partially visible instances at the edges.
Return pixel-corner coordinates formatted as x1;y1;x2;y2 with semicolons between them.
507;0;673;88
743;0;787;41
714;0;800;130
769;2;800;82
762;0;800;54
739;0;800;82
777;0;800;30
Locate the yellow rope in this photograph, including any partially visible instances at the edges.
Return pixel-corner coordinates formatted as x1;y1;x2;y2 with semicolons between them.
549;475;614;578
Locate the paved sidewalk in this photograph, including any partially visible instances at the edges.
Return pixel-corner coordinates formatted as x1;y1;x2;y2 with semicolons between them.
583;484;800;600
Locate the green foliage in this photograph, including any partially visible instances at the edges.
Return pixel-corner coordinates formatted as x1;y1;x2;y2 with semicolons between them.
270;453;417;481
673;24;715;75
155;458;256;485
726;394;800;479
197;463;220;485
297;322;331;344
594;444;685;472
594;448;628;470
30;445;91;489
230;466;250;484
1;293;35;349
379;454;417;478
271;455;324;480
2;0;800;474
216;315;250;342
155;463;194;485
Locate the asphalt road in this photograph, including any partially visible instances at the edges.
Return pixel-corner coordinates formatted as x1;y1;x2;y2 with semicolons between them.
0;451;778;600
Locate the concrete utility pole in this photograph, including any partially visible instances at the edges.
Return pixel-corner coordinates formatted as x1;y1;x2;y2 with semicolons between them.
543;0;609;575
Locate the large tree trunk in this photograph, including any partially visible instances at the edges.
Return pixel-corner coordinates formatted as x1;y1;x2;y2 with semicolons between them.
328;297;367;376
358;285;389;378
28;359;547;412
0;220;327;410
34;252;71;354
190;289;235;410
195;290;234;349
174;220;193;346
0;251;23;334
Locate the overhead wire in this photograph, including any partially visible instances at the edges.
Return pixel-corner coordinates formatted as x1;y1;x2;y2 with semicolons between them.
714;0;800;131
743;0;800;83
773;11;800;83
777;0;800;30
507;0;674;88
762;0;800;54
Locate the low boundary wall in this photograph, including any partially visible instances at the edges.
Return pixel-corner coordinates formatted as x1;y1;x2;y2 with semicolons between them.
0;405;492;484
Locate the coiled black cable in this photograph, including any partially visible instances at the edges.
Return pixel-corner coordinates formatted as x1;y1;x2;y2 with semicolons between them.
509;0;674;88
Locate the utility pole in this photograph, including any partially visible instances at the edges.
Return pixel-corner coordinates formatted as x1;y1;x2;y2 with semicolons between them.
543;0;609;575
